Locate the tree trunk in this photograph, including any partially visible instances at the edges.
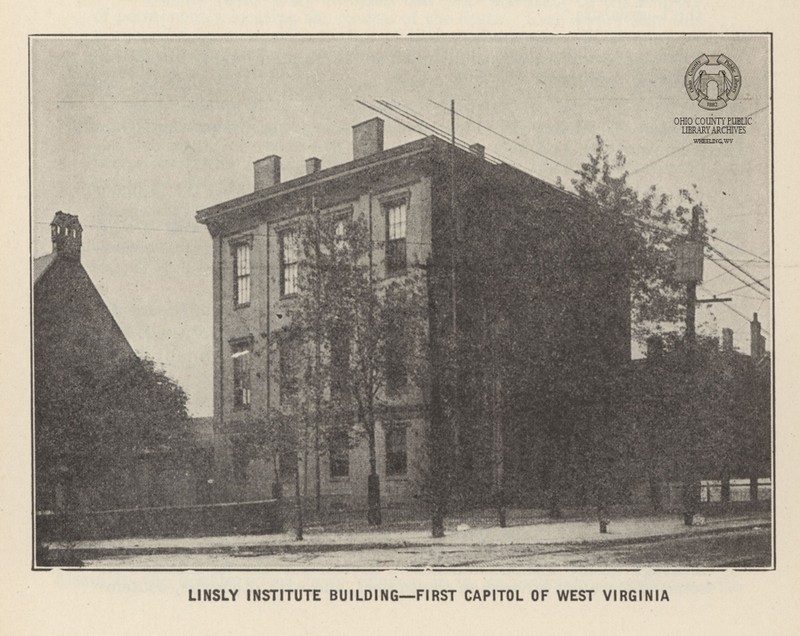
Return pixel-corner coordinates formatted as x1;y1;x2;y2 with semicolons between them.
314;418;321;514
427;262;447;538
749;474;759;504
598;504;609;534
682;478;700;525
314;204;323;515
303;438;309;498
720;469;731;506
294;453;304;541
272;453;283;500
493;374;506;528
366;415;382;526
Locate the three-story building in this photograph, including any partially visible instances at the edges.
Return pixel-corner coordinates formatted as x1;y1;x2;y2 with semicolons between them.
196;117;631;510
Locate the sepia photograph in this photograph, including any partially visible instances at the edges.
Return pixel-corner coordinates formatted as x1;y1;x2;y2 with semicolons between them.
30;34;772;570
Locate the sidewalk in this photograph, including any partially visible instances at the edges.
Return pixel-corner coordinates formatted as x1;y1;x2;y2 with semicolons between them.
51;511;771;558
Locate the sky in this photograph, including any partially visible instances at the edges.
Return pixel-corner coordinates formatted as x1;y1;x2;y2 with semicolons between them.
30;35;771;417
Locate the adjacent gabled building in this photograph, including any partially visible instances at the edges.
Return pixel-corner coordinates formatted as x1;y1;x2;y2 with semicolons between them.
34;212;137;512
196;118;631;509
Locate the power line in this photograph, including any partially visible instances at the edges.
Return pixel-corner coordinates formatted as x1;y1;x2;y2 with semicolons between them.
354;99;434;141
708;258;770;265
706;257;770;299
428;99;580;175
376;100;475;154
629;105;769;176
707;233;770;264
359;99;578;197
424;100;771;287
705;243;770;292
703;270;730;284
716;276;771;296
716;299;771;336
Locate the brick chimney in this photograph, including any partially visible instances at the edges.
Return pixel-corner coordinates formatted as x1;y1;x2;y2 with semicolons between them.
254;155;281;191
305;157;322;175
469;143;486;160
352;118;384;160
750;313;766;360
50;211;82;261
721;327;734;352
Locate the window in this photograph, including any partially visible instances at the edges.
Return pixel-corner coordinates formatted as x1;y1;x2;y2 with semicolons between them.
329;432;350;479
333;217;347;252
231;341;251;408
233;242;251;306
280;229;299;296
385;425;408;477
385;200;407;273
279;338;300;405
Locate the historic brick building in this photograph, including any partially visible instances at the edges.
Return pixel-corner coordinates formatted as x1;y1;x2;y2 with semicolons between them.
196;118;631;509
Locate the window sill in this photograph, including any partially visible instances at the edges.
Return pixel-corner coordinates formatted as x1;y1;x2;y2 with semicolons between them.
232;404;251;412
234;302;251;310
279;293;299;301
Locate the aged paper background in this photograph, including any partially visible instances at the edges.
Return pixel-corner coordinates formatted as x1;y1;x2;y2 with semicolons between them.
2;2;798;634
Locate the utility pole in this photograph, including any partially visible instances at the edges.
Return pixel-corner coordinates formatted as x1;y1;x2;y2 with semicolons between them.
366;191;381;526
312;194;322;514
492;318;506;528
448;99;462;508
682;205;703;526
426;260;447;538
450;99;457;333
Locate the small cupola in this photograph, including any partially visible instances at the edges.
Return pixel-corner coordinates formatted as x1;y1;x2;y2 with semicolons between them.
50;211;83;261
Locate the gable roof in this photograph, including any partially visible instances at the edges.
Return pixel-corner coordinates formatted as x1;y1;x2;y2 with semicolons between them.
33;252;56;284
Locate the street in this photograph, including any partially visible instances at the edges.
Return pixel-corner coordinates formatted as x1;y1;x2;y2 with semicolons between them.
81;525;771;569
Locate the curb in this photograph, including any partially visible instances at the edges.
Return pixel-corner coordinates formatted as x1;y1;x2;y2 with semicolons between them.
46;520;770;561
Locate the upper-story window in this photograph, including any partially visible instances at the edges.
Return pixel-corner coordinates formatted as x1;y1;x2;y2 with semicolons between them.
280;229;299;296
385;200;407;273
231;341;251;408
233;242;251;306
333;217;347;252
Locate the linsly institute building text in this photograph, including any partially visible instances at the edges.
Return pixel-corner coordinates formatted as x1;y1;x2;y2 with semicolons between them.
196;118;630;509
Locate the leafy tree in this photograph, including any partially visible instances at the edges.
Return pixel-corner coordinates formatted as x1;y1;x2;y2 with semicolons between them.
571;136;712;344
568;137;733;523
289;213;427;525
36;354;190;511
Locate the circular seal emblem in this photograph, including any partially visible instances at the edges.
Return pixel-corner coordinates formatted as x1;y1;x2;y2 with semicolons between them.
685;54;741;111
